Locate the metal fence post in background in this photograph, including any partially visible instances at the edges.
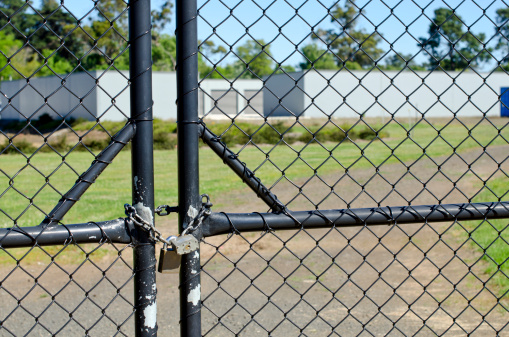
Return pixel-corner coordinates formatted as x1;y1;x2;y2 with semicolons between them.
129;0;157;336
176;0;201;335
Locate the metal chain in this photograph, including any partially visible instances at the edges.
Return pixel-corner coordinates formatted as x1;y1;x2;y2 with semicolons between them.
124;194;213;243
182;194;213;236
124;204;173;246
155;205;179;216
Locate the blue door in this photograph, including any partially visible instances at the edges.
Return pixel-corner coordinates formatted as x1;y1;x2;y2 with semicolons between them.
501;87;509;117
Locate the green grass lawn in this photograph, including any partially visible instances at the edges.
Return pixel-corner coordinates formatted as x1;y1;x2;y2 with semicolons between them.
461;176;509;298
0;118;508;295
1;118;508;227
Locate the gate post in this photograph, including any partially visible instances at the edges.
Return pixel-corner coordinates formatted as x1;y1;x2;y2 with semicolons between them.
176;0;201;335
129;0;157;336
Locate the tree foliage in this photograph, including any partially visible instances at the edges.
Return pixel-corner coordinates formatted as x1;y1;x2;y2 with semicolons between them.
495;8;509;69
299;43;338;70
419;8;490;71
0;1;507;80
235;40;274;79
0;0;176;79
312;0;383;69
381;53;426;71
198;39;274;79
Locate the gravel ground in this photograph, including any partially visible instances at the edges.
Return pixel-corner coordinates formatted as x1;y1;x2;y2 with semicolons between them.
0;145;508;336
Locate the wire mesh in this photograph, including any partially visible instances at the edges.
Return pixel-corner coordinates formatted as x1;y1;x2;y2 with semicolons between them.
0;1;137;335
198;0;509;335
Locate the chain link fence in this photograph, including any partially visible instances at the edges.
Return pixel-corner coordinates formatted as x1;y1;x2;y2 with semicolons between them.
0;1;138;335
198;0;509;335
0;0;508;336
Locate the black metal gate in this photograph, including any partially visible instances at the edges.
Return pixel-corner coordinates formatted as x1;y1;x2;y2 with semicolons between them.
0;0;508;336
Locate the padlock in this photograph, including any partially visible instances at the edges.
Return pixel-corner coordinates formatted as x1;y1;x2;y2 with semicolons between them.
158;239;181;273
170;234;199;255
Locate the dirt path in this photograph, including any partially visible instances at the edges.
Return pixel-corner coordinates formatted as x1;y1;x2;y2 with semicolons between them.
199;144;508;336
0;145;507;336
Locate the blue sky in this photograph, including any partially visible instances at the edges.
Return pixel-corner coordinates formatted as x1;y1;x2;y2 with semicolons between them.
35;0;507;70
194;0;506;70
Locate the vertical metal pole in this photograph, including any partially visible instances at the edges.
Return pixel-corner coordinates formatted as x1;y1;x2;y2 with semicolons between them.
176;0;201;336
129;1;157;336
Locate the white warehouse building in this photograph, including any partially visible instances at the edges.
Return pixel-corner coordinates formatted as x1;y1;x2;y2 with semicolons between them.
1;69;508;122
0;71;264;122
264;70;509;119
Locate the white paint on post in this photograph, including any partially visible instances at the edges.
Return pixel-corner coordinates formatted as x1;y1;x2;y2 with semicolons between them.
187;284;201;306
134;202;154;225
143;302;157;329
187;205;198;219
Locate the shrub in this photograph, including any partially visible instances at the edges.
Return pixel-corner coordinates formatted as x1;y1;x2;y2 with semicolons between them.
71;117;89;127
207;123;251;147
39;135;73;153
357;125;389;141
51;135;71;152
154;119;177;134
71;120;126;135
252;124;281;144
298;125;348;143
3;120;26;132
252;121;289;144
33;113;70;132
1;113;77;133
154;130;177;150
0;139;36;154
96;121;125;135
71;120;97;132
83;138;110;152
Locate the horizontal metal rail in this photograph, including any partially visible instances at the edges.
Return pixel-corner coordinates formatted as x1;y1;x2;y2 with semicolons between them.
41;123;135;226
4;201;508;246
203;202;509;237
0;218;132;248
199;124;285;213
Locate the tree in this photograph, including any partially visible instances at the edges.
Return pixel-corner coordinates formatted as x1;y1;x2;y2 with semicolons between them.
33;1;77;51
275;64;296;74
152;34;177;71
197;39;276;79
0;0;39;36
198;40;233;79
0;30;24;80
0;1;181;77
31;0;82;76
495;8;509;69
299;43;338;70
419;8;490;71
151;1;176;71
313;0;382;69
95;0;128;31
152;1;173;33
382;53;425;71
81;0;129;70
0;1;44;78
235;39;274;79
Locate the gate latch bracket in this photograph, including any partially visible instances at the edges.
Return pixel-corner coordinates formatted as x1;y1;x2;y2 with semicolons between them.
155;205;179;216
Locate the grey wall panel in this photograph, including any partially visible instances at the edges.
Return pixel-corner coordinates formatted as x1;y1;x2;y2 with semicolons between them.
200;79;264;118
263;72;305;117
152;72;177;120
66;72;99;120
210;90;237;116
243;89;263;116
0;72;97;121
95;70;130;121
